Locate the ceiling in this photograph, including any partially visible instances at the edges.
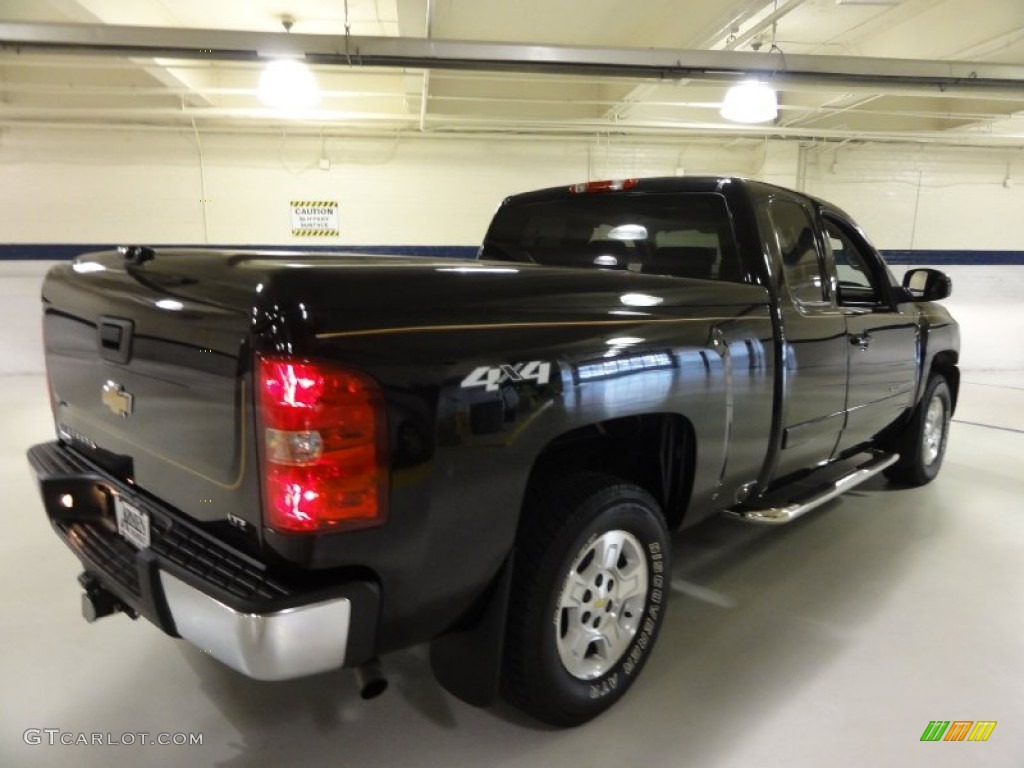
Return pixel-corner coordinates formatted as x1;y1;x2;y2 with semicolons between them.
1;0;1024;147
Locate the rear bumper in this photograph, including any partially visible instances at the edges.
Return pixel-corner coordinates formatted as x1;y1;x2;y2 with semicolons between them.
160;572;352;680
27;441;379;681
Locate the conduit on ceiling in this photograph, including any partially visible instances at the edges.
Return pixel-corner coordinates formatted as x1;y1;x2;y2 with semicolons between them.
2;21;1024;92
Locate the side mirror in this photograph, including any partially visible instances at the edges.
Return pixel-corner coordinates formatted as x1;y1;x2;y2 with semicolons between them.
902;268;951;302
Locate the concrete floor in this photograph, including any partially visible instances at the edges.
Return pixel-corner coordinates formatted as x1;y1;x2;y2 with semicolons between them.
1;372;1021;767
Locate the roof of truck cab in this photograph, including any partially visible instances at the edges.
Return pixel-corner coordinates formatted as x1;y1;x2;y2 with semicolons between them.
496;175;859;227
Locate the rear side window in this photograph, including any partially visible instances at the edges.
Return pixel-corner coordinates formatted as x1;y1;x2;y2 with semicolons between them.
481;193;749;284
766;198;829;308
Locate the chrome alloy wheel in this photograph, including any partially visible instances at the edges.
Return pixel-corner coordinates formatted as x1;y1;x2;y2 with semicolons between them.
922;393;947;467
555;529;649;680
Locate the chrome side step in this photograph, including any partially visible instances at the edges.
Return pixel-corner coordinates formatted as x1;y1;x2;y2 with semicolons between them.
724;450;900;525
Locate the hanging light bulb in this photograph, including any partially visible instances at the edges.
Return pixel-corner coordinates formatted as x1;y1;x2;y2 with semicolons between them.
720;80;778;124
258;59;321;110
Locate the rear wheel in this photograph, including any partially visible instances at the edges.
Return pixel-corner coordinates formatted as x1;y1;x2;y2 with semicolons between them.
884;374;952;486
502;473;670;726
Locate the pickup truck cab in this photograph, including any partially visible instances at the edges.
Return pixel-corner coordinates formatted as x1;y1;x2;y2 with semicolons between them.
28;176;958;726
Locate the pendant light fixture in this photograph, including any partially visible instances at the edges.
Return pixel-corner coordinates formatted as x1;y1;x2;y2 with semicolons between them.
720;80;778;124
258;59;320;110
258;17;321;110
720;0;782;124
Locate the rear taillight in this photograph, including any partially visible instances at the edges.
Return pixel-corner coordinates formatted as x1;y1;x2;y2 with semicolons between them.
569;178;638;194
43;316;57;421
257;355;388;533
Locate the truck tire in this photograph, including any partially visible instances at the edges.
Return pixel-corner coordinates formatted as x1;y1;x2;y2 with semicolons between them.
884;374;952;486
502;472;670;726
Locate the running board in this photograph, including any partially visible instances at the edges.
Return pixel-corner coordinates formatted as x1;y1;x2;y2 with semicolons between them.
724;451;899;525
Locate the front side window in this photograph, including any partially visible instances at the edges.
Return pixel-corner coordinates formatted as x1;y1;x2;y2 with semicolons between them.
824;218;884;306
481;193;750;284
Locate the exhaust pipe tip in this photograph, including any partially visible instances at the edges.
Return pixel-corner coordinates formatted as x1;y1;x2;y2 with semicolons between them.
354;658;388;700
81;588;125;622
78;572;132;623
81;591;103;623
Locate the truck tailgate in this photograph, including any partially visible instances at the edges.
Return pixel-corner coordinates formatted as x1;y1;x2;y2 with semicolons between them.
42;250;260;531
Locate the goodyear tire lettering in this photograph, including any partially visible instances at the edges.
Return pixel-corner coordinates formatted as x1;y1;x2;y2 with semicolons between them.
622;541;666;677
589;672;619;699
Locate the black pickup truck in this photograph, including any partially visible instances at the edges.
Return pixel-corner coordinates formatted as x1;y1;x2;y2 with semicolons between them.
28;176;958;726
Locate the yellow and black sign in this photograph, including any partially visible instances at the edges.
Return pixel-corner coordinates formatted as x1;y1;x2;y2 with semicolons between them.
291;200;339;237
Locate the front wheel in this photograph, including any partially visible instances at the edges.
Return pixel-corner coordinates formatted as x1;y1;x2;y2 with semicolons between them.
884;374;952;486
502;473;670;726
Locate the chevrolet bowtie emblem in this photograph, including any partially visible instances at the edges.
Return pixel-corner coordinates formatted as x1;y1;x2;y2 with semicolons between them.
102;380;134;418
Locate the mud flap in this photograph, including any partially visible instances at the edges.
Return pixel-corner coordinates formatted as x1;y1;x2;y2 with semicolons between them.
429;552;514;707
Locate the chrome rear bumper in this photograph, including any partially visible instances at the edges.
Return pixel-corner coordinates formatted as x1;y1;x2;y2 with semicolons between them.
161;572;351;681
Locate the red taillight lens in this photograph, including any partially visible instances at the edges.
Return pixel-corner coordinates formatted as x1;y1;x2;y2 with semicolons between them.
257;356;388;533
43;316;57;421
569;178;638;194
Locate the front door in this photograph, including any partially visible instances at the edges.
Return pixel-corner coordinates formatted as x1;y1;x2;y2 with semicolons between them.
822;214;919;453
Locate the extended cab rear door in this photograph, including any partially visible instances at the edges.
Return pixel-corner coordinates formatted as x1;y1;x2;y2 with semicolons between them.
758;192;849;479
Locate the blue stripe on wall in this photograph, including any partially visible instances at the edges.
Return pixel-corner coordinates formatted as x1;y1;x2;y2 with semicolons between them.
2;244;1023;266
881;250;1024;266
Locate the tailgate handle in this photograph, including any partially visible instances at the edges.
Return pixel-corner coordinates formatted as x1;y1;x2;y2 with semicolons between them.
100;324;122;349
98;317;134;364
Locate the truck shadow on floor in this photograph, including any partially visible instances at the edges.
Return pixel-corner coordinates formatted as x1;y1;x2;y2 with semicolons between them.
178;477;956;766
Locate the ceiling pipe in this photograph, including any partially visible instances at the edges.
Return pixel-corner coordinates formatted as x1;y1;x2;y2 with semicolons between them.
4;117;1020;150
2;21;1024;92
0;87;1014;124
2;105;1022;147
723;0;810;51
691;0;779;49
419;0;433;132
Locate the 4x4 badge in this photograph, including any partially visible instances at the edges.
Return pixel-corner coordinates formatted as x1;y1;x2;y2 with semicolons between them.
460;361;552;392
102;380;134;418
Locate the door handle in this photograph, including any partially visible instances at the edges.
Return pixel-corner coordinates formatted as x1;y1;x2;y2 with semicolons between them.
850;333;871;350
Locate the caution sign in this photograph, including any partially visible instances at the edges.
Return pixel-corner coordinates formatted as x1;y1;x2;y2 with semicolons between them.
291;200;339;237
